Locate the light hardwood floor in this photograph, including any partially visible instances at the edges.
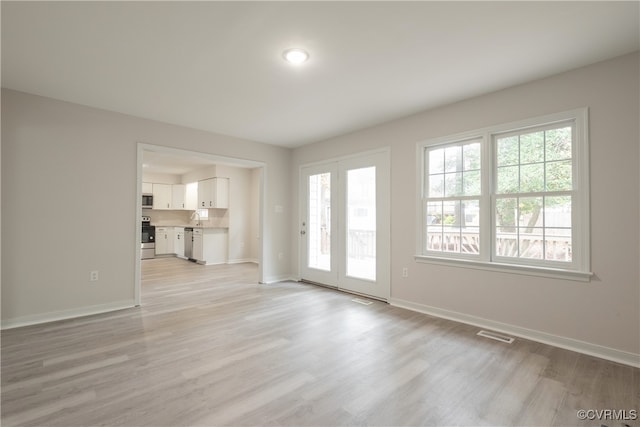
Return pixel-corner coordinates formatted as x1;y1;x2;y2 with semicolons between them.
2;257;638;426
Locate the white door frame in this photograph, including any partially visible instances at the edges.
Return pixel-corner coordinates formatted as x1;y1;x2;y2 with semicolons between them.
135;143;266;306
298;148;391;301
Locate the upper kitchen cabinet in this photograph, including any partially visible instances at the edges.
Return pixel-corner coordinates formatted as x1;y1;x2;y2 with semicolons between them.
142;182;153;195
153;183;187;210
171;184;186;209
152;184;172;209
198;177;229;209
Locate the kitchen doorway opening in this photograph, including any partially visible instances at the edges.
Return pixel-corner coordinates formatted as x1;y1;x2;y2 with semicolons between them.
135;143;266;306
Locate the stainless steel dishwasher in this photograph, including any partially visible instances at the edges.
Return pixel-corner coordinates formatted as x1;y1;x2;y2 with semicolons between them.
184;227;194;261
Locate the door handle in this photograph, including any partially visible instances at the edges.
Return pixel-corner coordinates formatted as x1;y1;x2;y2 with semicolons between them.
300;230;306;235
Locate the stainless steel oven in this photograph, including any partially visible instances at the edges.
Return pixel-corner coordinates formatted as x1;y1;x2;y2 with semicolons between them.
141;216;155;259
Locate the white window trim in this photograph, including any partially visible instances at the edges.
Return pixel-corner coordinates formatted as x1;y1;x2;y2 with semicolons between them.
415;108;591;282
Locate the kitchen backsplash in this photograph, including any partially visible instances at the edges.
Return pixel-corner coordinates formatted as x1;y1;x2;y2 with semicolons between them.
142;208;229;228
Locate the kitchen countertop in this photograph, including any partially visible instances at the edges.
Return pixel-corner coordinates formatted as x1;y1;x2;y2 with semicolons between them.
152;224;228;229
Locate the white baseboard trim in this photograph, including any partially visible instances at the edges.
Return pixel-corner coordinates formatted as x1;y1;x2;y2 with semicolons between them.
262;275;298;284
389;298;640;368
196;260;226;266
1;300;137;330
227;258;258;264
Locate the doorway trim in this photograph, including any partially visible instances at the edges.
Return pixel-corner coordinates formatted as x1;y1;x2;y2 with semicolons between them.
135;143;266;306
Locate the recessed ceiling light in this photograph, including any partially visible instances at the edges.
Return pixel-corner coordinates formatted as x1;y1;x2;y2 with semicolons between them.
283;48;309;64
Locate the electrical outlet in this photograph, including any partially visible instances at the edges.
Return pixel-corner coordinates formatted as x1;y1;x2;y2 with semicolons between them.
402;267;408;278
90;271;99;282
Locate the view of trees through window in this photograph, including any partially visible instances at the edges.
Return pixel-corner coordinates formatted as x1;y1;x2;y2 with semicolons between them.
425;139;481;254
495;125;573;261
423;123;574;263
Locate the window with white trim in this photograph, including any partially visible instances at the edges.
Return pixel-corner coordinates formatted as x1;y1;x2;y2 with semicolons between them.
424;139;482;256
417;109;590;280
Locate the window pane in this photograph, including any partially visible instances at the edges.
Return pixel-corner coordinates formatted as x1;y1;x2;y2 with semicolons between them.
546;160;572;191
462;200;479;254
520;131;544;164
519;228;544;259
497;166;519;193
463;143;481;170
461;227;480;254
463;170;481;196
426;228;442;251
445;146;462;172
544;196;571;228
462;200;480;227
545;127;572;161
443;200;459;226
426;201;442;251
520;163;544;192
496;198;517;232
426;201;442;225
444;172;462;197
497;135;519;166
518;197;543;228
495;199;518;257
442;201;460;253
428;173;444;197
545;228;572;261
442;227;461;253
429;148;445;173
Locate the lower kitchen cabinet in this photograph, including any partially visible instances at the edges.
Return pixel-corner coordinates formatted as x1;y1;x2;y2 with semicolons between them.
155;227;174;255
192;231;203;262
174;227;185;258
192;228;227;265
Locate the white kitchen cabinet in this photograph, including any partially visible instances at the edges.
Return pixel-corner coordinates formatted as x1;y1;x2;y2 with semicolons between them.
196;179;209;209
197;177;229;209
192;229;203;262
171;184;186;210
155;227;175;255
152;183;187;210
192;228;227;265
174;227;185;258
142;182;153;194
185;182;198;210
152;184;172;210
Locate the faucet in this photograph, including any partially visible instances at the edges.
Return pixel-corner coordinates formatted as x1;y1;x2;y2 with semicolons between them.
190;211;201;227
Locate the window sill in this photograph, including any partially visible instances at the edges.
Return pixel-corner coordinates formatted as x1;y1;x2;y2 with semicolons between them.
414;255;593;282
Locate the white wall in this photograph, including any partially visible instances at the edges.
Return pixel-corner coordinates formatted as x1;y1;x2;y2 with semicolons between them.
1;89;292;326
216;165;253;263
249;168;262;262
142;173;181;184
180;165;217;184
291;53;640;362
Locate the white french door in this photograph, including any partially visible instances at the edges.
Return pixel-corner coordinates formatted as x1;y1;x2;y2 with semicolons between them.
300;150;390;300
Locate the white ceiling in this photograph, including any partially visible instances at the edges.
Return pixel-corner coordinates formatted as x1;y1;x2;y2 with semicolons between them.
2;1;639;148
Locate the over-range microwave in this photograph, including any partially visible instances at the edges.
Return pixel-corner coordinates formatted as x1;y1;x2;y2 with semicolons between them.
142;194;153;209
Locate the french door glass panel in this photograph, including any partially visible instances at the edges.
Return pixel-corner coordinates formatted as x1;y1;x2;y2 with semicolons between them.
308;172;331;271
346;167;376;281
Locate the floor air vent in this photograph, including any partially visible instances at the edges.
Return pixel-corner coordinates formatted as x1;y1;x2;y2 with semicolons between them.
352;298;373;306
477;330;515;344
